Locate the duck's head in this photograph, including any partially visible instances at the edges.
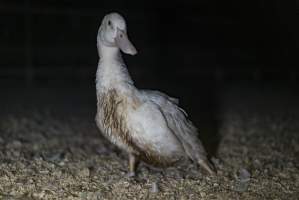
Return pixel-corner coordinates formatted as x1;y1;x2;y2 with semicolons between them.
97;12;137;55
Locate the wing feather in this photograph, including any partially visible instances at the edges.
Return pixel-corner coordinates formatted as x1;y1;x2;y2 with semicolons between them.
140;90;210;163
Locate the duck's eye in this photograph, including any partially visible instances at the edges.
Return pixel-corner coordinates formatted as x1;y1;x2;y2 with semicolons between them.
108;20;111;26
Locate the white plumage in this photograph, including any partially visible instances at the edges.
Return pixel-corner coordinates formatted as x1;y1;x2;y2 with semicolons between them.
95;13;215;175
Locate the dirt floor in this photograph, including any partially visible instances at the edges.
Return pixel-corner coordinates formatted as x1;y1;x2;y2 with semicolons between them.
0;84;298;199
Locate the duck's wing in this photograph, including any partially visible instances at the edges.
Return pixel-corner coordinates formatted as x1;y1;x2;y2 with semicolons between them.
125;91;185;165
140;90;180;105
140;90;215;174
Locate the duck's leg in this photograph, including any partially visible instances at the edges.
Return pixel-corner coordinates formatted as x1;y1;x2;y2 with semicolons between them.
127;153;139;177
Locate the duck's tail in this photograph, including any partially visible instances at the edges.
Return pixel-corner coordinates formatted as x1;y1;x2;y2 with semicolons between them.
198;158;216;175
161;103;216;175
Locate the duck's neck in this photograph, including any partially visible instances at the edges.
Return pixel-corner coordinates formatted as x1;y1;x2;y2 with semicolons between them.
98;42;121;61
96;42;133;92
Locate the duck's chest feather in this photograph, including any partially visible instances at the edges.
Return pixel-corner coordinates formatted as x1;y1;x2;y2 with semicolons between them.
96;89;134;151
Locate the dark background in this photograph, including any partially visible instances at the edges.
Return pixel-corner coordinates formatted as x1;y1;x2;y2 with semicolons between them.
0;0;298;85
1;1;298;151
0;0;298;145
0;1;299;197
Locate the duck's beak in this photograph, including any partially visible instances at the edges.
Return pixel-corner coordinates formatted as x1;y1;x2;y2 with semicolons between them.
115;28;137;55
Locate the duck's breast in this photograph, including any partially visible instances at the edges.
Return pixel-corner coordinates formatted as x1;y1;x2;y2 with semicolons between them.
96;88;136;152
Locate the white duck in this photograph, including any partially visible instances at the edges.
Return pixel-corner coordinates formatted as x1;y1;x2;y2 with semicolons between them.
95;12;215;176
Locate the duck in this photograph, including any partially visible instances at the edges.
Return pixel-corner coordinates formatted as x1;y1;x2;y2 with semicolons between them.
95;12;215;176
